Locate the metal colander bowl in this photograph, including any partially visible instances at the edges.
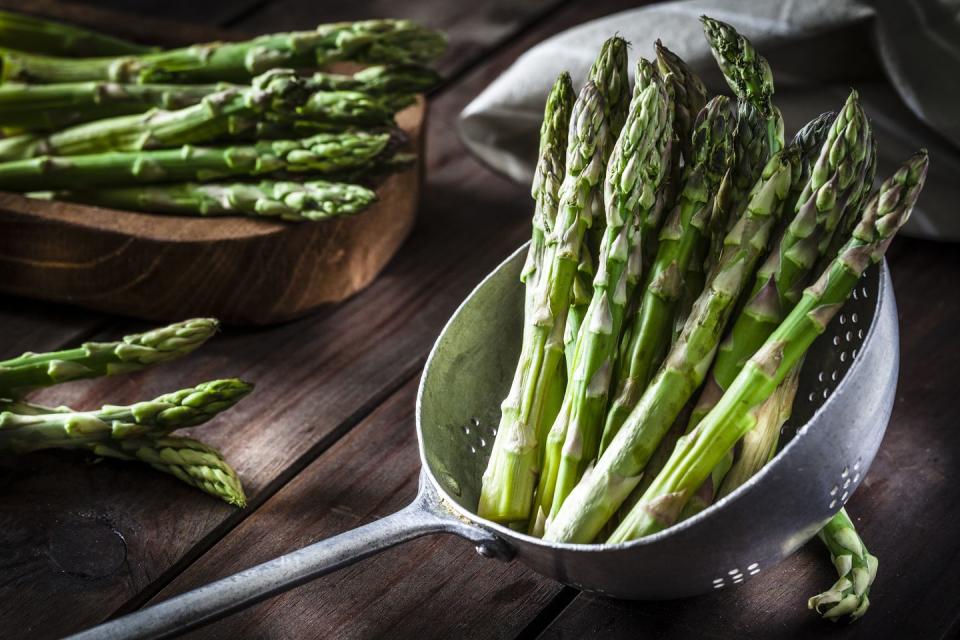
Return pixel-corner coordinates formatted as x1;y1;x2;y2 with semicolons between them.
418;244;896;599
73;243;898;639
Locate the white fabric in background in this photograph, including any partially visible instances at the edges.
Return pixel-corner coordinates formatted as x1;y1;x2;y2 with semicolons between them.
459;0;960;240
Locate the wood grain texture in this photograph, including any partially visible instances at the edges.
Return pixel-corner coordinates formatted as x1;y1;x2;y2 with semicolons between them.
0;101;425;325
153;378;563;640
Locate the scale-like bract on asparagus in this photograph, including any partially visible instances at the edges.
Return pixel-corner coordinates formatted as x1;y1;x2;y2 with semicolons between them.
601;96;736;453
654;40;707;164
0;69;312;161
609;151;928;541
0;318;218;395
545;149;795;544
589;36;631;149
478;83;609;524
689;92;871;430
57;179;377;222
537;62;674;527
0;132;391;191
0;19;446;83
0;379;253;452
809;508;878;621
91;436;248;507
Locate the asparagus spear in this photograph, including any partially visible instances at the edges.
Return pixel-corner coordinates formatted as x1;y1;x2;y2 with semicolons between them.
477;82;609;524
608;151;928;542
601;96;736;453
0;65;439;132
0;379;253;452
0;10;157;56
0;69;315;161
53;179;377;222
539;62;674;526
809;508;877;621
0;399;247;507
689;93;871;431
654;40;707;164
0;132;391;191
91;436;247;507
0;318;218;395
544;149;795;543
0;19;446;83
701;16;780;154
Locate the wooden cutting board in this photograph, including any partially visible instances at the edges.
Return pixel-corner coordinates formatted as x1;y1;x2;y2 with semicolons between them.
0;99;425;325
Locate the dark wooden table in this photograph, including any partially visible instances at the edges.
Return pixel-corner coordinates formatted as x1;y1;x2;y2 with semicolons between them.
1;1;957;638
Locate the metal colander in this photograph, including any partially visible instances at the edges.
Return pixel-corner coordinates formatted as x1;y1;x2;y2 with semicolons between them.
72;243;897;639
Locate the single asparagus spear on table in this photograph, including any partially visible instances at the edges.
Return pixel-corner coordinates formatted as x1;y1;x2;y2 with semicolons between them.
0;19;446;83
0;131;392;191
544;148;796;544
808;508;877;621
608;151;928;542
50;179;378;222
0;318;218;396
0;9;157;56
537;60;674;530
91;436;247;507
477;82;609;524
0;69;315;161
701;15;780;155
600;95;736;454
0;378;253;452
0;65;440;132
0;398;247;507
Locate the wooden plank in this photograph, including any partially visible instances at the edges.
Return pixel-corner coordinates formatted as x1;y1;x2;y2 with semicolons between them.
229;0;568;76
533;238;960;639
151;377;562;640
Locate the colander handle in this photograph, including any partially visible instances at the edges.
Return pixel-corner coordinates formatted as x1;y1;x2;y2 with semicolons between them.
65;472;508;640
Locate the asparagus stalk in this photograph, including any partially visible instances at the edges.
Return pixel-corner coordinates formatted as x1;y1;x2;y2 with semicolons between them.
654;40;708;165
539;62;674;526
52;179;377;222
0;318;218;395
0;69;314;161
689;92;871;431
601;96;736;453
701;16;780;154
544;149;795;543
0;379;253;453
90;436;247;507
477;82;609;524
0;19;446;84
0;132;391;191
0;10;157;56
0;65;439;132
808;508;878;621
608;151;928;542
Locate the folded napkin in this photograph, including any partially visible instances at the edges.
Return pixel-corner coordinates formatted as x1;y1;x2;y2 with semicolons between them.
459;0;960;240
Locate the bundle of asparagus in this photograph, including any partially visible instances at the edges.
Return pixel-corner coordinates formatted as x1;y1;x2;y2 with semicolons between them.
0;12;445;222
478;18;928;623
0;319;251;506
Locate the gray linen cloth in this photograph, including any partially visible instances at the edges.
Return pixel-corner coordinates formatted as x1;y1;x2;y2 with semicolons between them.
459;0;960;240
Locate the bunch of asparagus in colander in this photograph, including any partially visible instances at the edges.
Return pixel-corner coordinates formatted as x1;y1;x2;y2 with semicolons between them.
0;11;445;221
0;318;252;506
478;19;928;623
